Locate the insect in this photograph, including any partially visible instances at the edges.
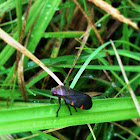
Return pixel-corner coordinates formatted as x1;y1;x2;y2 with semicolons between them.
51;85;92;117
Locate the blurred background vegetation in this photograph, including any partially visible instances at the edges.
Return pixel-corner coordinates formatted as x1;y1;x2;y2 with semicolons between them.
0;0;140;139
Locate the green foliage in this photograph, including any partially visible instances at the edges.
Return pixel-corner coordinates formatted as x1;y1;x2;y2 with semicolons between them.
0;97;139;135
0;0;140;139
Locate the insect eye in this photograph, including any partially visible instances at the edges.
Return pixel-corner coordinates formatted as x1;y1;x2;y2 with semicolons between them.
51;89;57;95
52;91;57;95
51;88;57;95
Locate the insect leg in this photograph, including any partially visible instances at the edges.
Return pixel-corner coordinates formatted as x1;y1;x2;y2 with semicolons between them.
56;97;61;117
73;107;77;112
64;100;72;115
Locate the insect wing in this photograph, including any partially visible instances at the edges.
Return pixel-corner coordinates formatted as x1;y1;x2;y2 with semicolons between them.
61;86;92;110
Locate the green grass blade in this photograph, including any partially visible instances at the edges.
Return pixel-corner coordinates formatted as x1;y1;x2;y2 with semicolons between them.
15;0;22;40
43;31;84;38
24;0;61;65
70;41;110;88
0;97;139;134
